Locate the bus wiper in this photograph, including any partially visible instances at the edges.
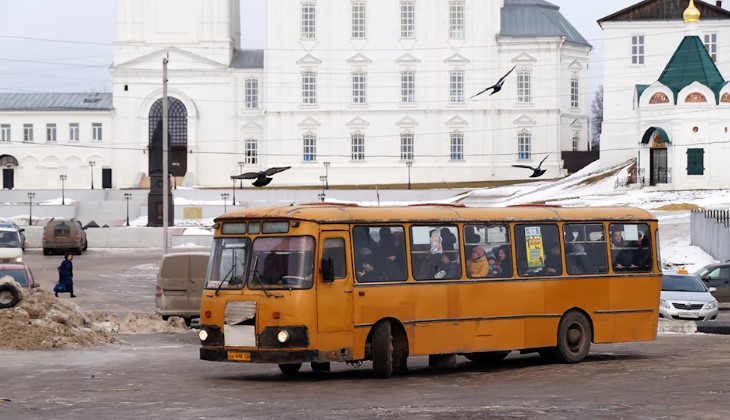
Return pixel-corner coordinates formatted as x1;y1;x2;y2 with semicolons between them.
251;255;273;297
214;266;233;296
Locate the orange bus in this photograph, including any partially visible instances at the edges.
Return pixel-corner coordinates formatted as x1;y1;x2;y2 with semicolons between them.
199;204;660;378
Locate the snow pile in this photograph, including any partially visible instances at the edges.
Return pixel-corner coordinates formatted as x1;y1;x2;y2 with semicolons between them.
0;289;188;350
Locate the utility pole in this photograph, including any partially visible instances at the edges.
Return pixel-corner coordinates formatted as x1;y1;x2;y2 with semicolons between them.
162;55;169;254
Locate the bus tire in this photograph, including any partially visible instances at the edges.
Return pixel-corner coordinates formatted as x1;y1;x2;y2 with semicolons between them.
0;284;21;309
43;248;50;256
550;311;592;364
372;321;394;379
464;351;510;364
278;363;302;375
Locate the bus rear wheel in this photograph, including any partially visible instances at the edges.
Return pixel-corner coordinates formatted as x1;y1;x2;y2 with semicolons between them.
464;351;510;364
544;311;592;364
278;363;302;375
372;321;393;379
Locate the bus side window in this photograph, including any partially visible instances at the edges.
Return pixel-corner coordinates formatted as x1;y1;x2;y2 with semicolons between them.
353;225;407;282
410;225;460;280
609;223;652;272
564;224;607;275
463;224;512;278
322;238;346;279
515;224;561;276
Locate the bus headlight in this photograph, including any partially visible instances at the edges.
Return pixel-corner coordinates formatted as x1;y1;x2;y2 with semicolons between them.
660;299;670;309
198;329;209;342
277;330;290;343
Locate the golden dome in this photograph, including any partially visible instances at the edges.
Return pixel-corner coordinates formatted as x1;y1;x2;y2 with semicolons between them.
684;0;701;23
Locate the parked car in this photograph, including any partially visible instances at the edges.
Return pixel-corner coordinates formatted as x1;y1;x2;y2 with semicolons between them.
0;263;39;308
660;271;718;321
155;252;210;324
42;218;88;255
0;227;24;263
694;263;730;303
0;220;26;250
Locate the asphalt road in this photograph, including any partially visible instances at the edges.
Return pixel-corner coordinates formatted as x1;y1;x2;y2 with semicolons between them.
2;249;729;419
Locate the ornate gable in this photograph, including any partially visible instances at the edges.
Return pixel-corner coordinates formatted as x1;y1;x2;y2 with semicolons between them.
598;0;730;25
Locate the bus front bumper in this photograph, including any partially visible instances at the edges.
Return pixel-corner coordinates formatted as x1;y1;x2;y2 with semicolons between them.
200;347;320;364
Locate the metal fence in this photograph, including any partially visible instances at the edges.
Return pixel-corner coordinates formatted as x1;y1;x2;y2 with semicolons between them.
690;209;730;263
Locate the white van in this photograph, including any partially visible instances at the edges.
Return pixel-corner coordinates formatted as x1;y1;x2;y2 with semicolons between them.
155;252;210;323
0;227;23;263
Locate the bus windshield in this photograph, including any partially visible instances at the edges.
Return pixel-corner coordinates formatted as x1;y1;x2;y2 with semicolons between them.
206;237;251;290
247;236;315;290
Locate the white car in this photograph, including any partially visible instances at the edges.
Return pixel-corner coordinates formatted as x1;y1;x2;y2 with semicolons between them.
0;227;23;264
660;271;718;321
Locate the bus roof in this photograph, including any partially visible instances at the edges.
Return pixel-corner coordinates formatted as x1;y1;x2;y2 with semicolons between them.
216;204;657;224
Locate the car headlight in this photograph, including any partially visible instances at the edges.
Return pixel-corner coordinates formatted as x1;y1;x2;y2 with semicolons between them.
707;300;718;310
198;329;209;342
277;330;290;343
660;299;670;309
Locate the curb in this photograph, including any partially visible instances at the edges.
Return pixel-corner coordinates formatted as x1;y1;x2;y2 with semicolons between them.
658;320;730;335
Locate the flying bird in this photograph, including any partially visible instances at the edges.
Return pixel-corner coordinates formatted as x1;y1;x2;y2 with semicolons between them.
512;153;550;178
469;65;517;99
233;166;291;187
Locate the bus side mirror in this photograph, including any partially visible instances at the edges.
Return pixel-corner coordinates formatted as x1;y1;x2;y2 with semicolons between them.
321;257;335;283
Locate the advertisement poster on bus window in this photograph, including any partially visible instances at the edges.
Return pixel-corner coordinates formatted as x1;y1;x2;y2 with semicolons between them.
525;226;545;269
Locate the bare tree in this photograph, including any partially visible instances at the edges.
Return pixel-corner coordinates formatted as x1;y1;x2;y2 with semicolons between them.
590;85;603;151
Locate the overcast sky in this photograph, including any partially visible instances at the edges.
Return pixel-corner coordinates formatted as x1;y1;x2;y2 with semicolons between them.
0;0;638;94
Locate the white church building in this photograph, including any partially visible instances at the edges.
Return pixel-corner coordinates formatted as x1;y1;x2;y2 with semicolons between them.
599;0;730;189
0;0;591;190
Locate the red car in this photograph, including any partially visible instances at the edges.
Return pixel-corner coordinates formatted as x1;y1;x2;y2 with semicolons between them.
0;263;39;308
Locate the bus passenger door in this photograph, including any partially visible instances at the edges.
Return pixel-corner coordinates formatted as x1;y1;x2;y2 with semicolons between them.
316;232;354;336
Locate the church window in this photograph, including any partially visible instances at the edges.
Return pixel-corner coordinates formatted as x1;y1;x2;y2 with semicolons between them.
570;76;579;108
303;133;317;161
572;133;579;151
401;132;414;160
704;33;718;61
69;123;79;141
302;72;317;104
23;124;33;142
449;1;464;39
46;123;57;142
301;2;316;40
352;1;366;39
631;35;645;65
351;133;365;160
400;1;415;39
450;131;464;161
92;123;103;141
401;71;415;103
687;148;705;175
685;92;707;103
721;93;730;103
245;139;258;165
518;131;531;160
245;79;259;109
649;92;669;104
352;72;367;104
517;71;531;103
0;124;9;142
449;71;464;104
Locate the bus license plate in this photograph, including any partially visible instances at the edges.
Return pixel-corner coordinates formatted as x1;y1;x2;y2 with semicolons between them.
678;312;699;319
227;352;251;361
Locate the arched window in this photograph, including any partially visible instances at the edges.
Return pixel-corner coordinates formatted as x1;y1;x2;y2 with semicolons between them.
685;92;707;103
649;92;669;104
148;97;188;146
721;92;730;103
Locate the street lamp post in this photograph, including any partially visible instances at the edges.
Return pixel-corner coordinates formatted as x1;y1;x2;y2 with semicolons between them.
231;176;236;204
406;160;413;190
237;161;245;189
221;192;229;213
323;161;330;190
319;175;327;201
27;192;35;226
124;193;132;226
88;160;96;189
59;174;67;205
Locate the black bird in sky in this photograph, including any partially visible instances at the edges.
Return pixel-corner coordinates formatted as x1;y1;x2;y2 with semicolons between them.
512;153;550;178
469;65;517;99
233;166;291;187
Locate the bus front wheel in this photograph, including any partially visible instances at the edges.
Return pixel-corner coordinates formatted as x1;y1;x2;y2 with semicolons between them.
372;321;394;379
544;311;592;364
278;363;302;375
